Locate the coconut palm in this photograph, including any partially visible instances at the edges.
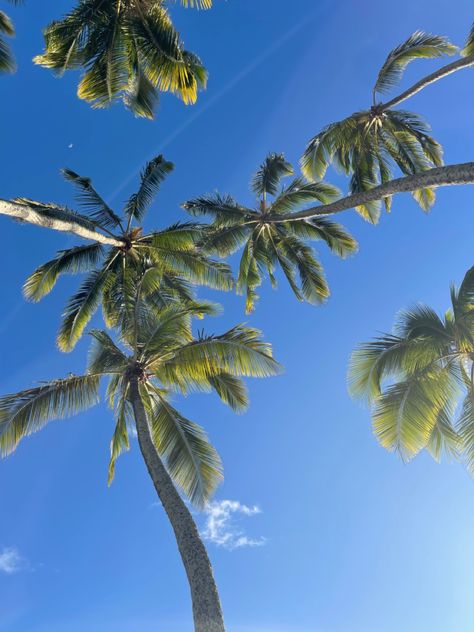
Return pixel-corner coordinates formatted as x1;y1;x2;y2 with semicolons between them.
33;0;212;118
0;273;281;632
348;266;474;470
21;154;233;352
183;153;358;313
301;31;462;222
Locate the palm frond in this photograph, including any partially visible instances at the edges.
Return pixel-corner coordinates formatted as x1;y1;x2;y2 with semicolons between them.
374;31;457;95
462;21;474;57
57;266;116;352
0;10;15;73
88;329;128;374
108;389;132;485
283;218;358;259
371;367;457;461
142;385;222;507
125;155;174;221
23;244;104;302
182;193;256;226
160;325;281;380
251;153;293;198
426;405;460;462
0;375;100;456
271;178;341;214
207;373;248;412
61;168;122;229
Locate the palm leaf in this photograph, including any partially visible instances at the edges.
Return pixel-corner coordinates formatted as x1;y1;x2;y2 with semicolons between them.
252;153;293;198
142;385;222;508
0;375;100;456
57;266;116;352
61;168;123;229
23;244;105;302
374;31;457;95
125;155;174;221
461;21;474;57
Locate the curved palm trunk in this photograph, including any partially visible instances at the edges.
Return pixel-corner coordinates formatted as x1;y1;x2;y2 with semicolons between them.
0;199;123;246
129;377;226;632
275;162;474;222
380;54;474;111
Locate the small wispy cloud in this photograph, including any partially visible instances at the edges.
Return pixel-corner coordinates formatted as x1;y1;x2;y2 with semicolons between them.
201;500;266;550
0;547;27;574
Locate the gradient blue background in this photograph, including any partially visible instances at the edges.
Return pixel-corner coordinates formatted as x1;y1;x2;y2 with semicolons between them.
1;1;474;630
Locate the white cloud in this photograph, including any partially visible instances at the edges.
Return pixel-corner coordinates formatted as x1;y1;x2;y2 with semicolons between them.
0;547;27;574
201;500;266;550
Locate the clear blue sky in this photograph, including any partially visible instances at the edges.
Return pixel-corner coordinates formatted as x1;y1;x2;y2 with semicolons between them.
1;1;474;631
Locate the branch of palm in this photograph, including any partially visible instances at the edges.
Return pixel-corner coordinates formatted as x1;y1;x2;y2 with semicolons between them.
348;266;474;471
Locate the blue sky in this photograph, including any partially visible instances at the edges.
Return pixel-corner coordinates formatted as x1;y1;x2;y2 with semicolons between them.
1;1;474;630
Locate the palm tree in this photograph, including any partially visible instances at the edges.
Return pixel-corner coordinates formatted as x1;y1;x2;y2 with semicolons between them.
20;154;232;351
0;275;281;631
0;0;21;73
33;0;212;118
348;266;474;470
301;27;474;222
183;153;358;313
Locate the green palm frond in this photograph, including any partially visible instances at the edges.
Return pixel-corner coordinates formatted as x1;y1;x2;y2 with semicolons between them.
147;222;204;251
207;373;249;413
182;194;256;226
271;179;341;214
142;385;222;508
160;325;281;381
458;382;474;473
0;10;15;73
200;223;253;257
61;169;123;229
426;405;460;462
125;155;174;221
462;21;474;57
108;389;132;485
284;218;358;258
88;329;128;374
252;153;293;198
0;375;100;456
374;31;457;95
180;0;213;8
23;244;105;302
34;0;208;118
58;266;116;352
371;367;457;461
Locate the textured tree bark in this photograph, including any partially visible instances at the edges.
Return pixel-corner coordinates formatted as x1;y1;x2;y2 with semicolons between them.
274;162;474;222
0;199;123;246
380;54;474;111
129;377;226;632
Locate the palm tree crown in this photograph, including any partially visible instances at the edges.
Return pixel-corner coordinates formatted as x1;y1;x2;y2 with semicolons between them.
33;0;211;118
183;153;358;313
23;154;233;351
0;280;281;506
301;31;459;222
348;266;474;471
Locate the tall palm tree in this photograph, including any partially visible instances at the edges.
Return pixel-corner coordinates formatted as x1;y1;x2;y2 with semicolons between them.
0;275;281;632
348;266;474;470
183;153;358;313
33;0;212;118
21;154;233;351
301;30;465;222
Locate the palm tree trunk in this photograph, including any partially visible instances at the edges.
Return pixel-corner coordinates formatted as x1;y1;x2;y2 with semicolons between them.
129;377;226;632
0;199;123;246
380;54;474;111
275;162;474;222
